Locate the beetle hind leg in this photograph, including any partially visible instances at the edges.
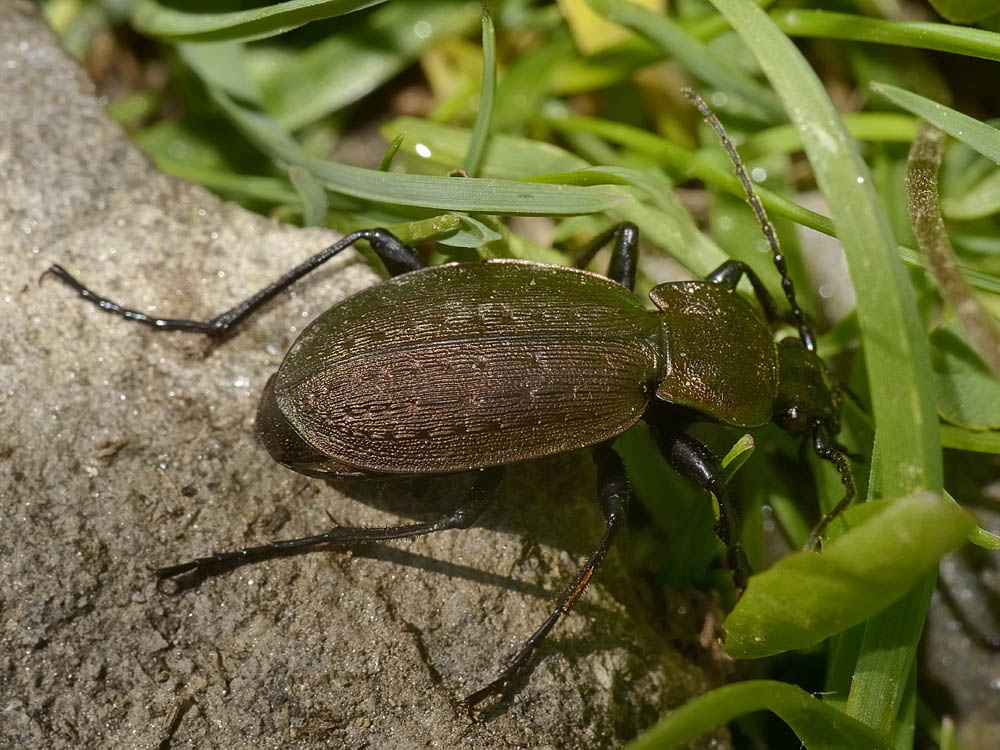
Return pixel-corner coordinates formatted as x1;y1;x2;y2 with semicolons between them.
154;467;502;581
460;442;630;714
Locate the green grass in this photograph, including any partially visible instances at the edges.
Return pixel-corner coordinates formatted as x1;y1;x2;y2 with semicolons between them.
42;0;1000;747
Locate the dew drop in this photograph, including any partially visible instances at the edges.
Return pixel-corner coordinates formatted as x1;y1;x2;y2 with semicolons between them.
413;20;432;39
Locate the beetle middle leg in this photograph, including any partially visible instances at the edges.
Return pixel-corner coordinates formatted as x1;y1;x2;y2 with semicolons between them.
572;222;639;291
154;467;502;580
47;228;424;339
460;441;630;713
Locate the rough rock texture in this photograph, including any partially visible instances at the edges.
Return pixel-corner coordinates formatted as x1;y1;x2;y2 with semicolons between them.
0;4;725;748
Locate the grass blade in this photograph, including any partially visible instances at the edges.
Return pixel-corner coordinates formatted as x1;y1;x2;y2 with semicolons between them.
773;9;1000;63
940;424;1000;454
464;8;496;177
588;0;784;122
288;166;329;226
211;90;626;215
872;81;1000;165
927;0;1000;24
146;158;301;204
725;494;973;659
382;117;591;178
543;114;1000;296
378;133;404;172
627;680;892;750
132;0;389;42
846;575;935;736
741;113;918;158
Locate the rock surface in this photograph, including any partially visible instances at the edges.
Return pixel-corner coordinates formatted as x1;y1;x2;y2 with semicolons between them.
0;3;725;748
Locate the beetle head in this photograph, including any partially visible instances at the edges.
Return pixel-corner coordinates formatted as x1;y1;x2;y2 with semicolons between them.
773;337;858;548
773;337;841;439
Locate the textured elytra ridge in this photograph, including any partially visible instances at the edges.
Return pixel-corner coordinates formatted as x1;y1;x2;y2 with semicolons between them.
276;261;663;473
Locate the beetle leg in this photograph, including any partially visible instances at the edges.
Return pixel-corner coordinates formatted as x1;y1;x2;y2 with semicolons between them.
706;260;780;325
804;424;856;550
649;422;751;592
460;442;630;714
153;467;502;580
46;228;423;338
572;222;639;292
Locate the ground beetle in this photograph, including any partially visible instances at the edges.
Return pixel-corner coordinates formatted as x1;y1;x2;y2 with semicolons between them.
48;92;855;712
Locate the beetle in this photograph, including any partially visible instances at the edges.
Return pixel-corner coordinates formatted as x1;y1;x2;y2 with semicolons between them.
47;92;854;713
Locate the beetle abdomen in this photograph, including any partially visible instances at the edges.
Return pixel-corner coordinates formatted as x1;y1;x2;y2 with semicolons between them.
269;261;662;475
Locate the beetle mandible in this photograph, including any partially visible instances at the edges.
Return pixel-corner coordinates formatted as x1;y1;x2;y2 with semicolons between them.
48;91;854;713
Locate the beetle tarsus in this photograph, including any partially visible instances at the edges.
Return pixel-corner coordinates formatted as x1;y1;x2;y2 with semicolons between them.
458;443;630;708
153;560;201;579
46;264;222;334
460;609;561;713
804;425;856;550
152;468;503;579
45;229;424;340
728;545;751;593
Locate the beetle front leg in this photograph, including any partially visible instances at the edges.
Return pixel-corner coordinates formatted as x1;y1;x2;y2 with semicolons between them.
804;424;856;550
572;222;638;292
46;228;424;339
154;467;502;580
460;441;629;714
649;420;751;592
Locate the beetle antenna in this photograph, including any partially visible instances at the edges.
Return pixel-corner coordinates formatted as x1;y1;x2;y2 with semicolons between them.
683;89;817;353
